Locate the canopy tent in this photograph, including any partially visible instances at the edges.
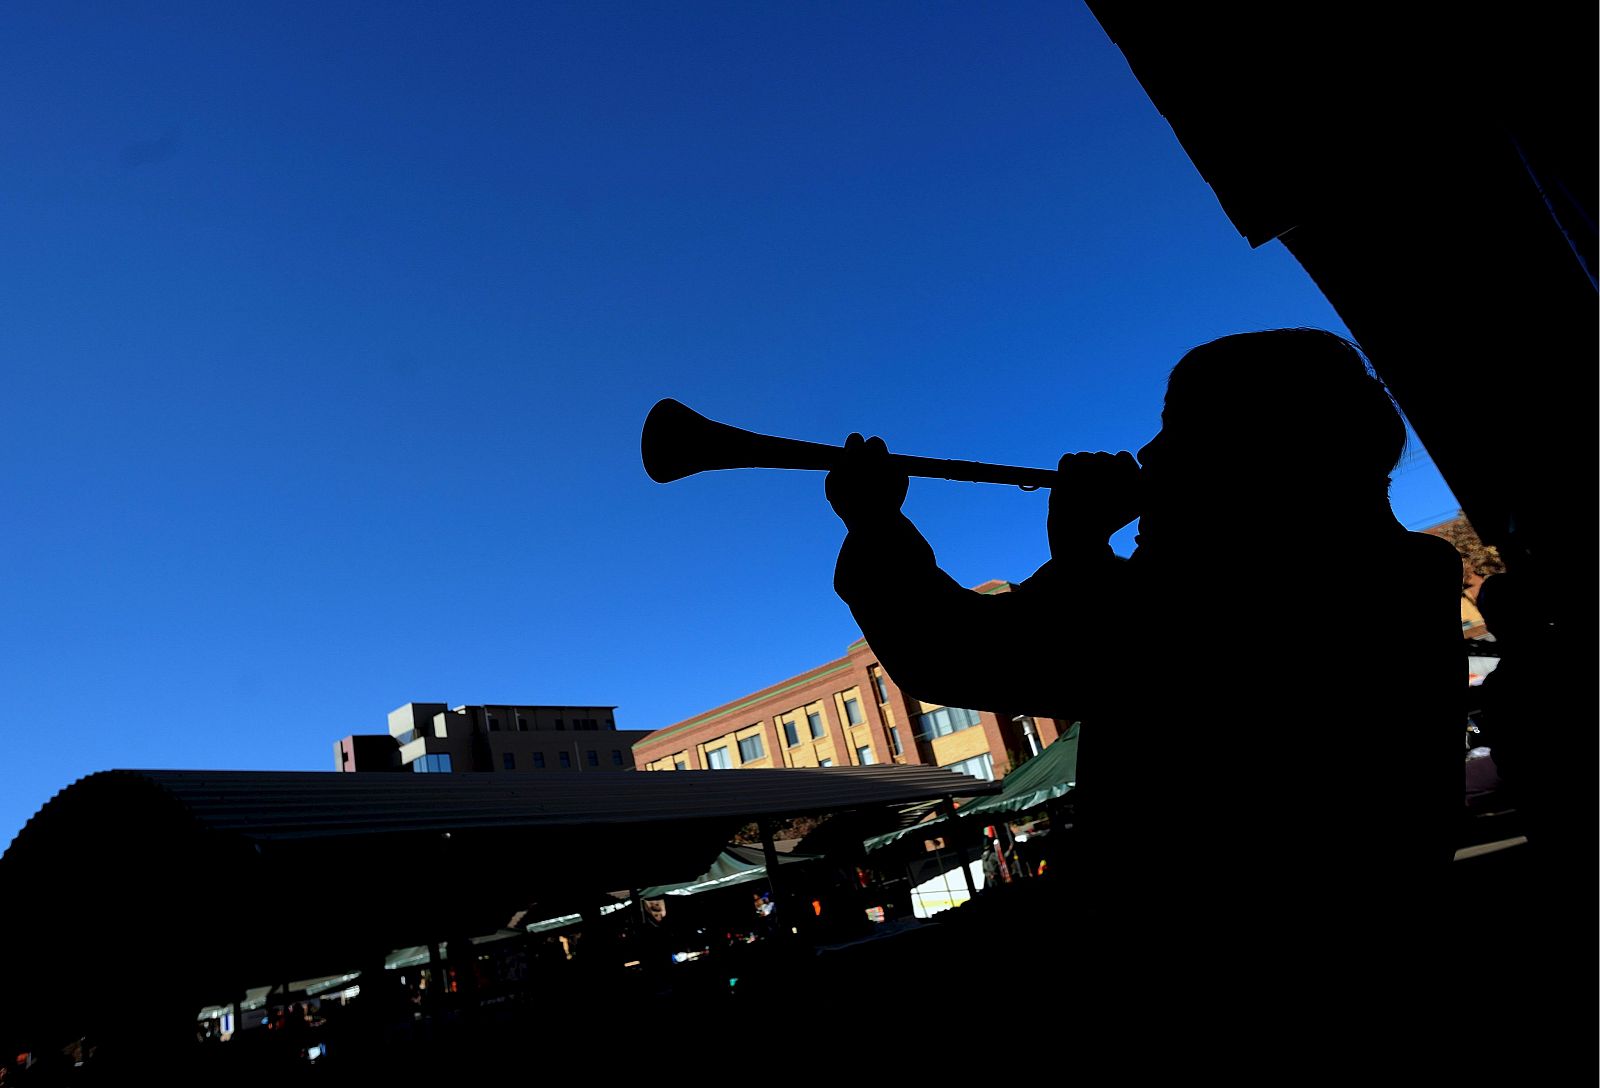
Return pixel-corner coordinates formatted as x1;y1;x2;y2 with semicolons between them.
638;843;822;899
513;846;823;933
959;723;1078;818
196;970;366;1022
863;725;1078;853
520;899;635;935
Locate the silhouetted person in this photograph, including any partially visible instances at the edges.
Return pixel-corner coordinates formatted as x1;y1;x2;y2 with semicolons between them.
827;329;1464;1051
981;837;1002;891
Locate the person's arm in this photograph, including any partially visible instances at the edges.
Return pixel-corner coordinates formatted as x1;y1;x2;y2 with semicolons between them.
828;436;1137;720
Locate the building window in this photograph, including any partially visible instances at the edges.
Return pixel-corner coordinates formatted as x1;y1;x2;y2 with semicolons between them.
706;747;732;770
555;719;565;730
808;711;825;739
412;753;453;773
856;745;875;765
843;697;864;725
559;751;572;768
517;717;529;732
783;719;800;747
818;758;833;768
533;752;546;769
942;752;995;782
738;735;765;762
502;752;516;770
606;719;615;729
871;668;890;703
488;716;500;732
916;706;981;739
674;760;687;771
889;726;903;756
586;750;599;767
612;750;625;766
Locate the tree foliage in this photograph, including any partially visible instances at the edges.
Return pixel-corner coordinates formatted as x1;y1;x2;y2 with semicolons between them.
1427;513;1506;590
731;814;826;844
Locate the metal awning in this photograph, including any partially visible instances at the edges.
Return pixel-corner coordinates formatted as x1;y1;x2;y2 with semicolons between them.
1;764;999;1047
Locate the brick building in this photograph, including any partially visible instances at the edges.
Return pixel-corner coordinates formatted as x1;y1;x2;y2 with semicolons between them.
634;581;1071;781
336;701;653;773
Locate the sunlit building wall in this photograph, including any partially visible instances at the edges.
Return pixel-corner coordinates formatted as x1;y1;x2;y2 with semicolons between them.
634;581;1069;781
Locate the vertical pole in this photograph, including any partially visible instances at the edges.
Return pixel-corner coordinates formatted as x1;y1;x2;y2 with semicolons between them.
942;796;978;900
931;842;957;911
425;943;441;1015
759;817;782;905
759;816;786;944
631;887;654;981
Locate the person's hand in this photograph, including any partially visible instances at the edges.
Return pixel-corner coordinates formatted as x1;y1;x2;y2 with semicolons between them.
826;433;909;531
1048;451;1141;556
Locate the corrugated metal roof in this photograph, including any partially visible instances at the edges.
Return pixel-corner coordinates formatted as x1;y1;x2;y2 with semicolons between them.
21;764;995;844
0;764;999;1044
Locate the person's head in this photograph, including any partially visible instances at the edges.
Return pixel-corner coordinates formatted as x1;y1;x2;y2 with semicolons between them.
1136;329;1404;539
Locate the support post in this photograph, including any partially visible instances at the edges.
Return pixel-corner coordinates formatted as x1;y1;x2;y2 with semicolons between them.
942;796;979;900
759;817;782;904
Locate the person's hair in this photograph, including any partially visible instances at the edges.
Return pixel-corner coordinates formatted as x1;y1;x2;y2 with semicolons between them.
1167;328;1406;488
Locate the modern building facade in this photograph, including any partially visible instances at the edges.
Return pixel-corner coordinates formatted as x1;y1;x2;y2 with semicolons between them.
336;702;653;773
634;581;1070;782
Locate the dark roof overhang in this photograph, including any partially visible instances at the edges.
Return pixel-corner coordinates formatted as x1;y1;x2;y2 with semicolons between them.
0;765;997;1047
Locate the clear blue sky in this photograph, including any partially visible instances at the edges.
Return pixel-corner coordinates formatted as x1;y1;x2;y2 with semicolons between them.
2;2;1459;844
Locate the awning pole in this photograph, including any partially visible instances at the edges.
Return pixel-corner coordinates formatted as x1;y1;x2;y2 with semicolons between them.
759;817;783;930
426;943;441;1015
943;796;979;900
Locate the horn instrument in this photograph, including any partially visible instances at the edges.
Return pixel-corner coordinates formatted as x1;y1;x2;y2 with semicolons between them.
642;399;1058;489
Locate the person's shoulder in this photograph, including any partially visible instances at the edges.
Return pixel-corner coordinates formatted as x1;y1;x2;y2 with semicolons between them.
1375;530;1467;598
1018;552;1131;592
1397;529;1466;572
1400;528;1464;558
